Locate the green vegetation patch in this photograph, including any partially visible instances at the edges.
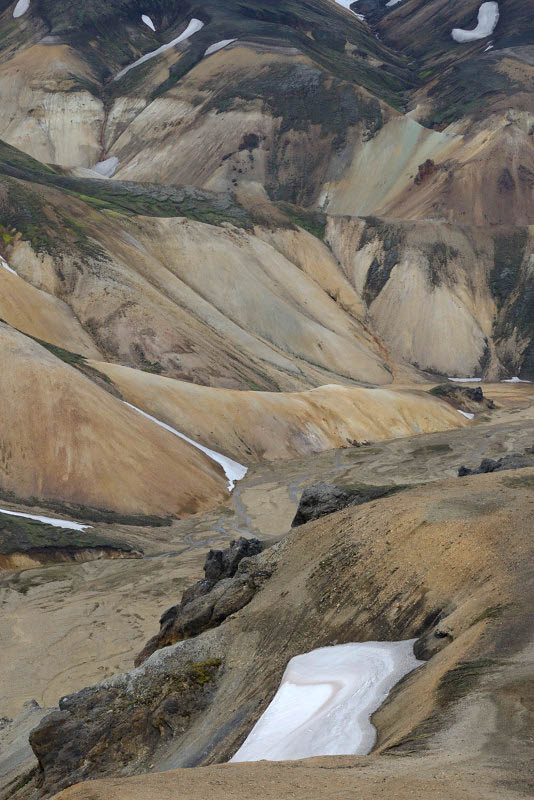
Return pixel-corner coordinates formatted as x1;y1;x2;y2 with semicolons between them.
437;659;497;707
0;176;108;260
423;59;517;129
0;486;171;527
269;202;327;239
491;228;533;380
491;229;528;307
0;513;136;556
358;217;404;305
424;242;459;288
470;605;506;627
187;658;223;686
0;139;253;229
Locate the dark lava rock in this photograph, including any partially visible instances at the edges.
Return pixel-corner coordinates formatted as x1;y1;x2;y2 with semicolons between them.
291;481;408;527
29;637;223;797
135;538;269;666
414;158;440;184
429;383;495;412
458;449;534;477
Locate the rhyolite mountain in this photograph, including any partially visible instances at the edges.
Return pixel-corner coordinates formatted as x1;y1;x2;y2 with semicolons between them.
0;0;533;798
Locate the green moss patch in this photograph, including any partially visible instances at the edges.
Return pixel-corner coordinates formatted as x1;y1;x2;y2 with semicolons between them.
437;659;497;707
0;513;136;556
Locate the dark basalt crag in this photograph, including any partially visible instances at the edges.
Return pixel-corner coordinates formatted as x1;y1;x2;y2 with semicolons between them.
29;646;224;797
429;383;495;413
135;537;269;666
458;448;534;477
291;481;409;527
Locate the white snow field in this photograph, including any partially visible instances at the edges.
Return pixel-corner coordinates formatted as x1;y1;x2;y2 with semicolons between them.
332;0;365;20
141;14;155;31
124;403;247;492
0;509;91;530
92;157;120;178
451;2;499;42
457;409;475;420
448;376;481;382
0;256;17;275
230;640;423;762
114;18;204;80
13;0;30;18
386;0;403;7
204;39;237;57
502;376;531;383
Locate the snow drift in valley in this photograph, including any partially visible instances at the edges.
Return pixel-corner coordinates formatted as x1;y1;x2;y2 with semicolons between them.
115;19;204;81
13;0;30;18
92;157;119;178
452;2;499;42
124;403;247;491
141;14;155;31
204;39;237;57
0;509;91;530
231;640;423;762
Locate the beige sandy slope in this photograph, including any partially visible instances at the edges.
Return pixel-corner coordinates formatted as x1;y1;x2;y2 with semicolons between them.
0;267;101;358
325;215;502;378
49;755;519;800
0;45;104;167
0;543;208;720
92;361;467;461
0;323;228;515
7;180;526;385
7;205;391;389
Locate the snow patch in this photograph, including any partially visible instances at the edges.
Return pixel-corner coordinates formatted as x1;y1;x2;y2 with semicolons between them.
0;256;17;276
386;0;403;6
231;640;423;762
457;409;474;420
0;508;91;530
204;39;237;57
451;2;499;42
91;157;119;178
448;376;481;383
483;42;493;51
332;0;365;16
124;402;247;492
13;0;30;18
114;18;204;81
141;14;155;31
502;376;531;383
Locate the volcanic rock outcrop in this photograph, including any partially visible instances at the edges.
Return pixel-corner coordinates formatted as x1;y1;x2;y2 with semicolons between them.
291;481;408;527
135;537;268;665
